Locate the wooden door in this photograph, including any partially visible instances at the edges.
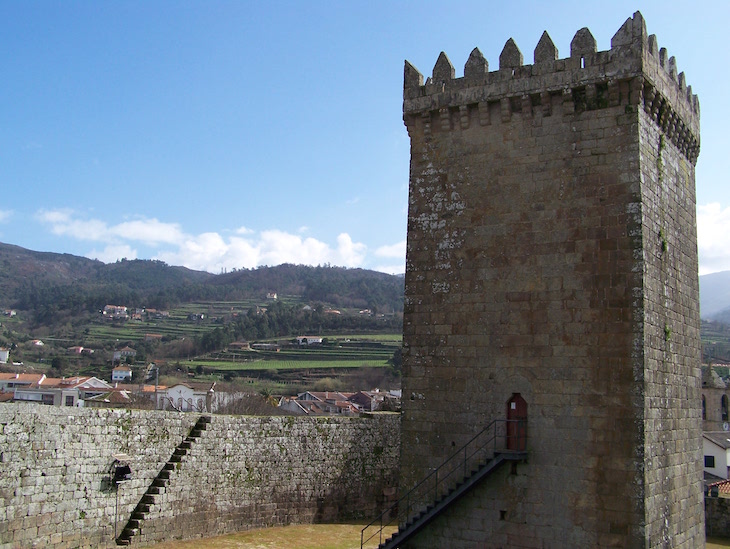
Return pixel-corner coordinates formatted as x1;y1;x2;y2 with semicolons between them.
506;393;527;451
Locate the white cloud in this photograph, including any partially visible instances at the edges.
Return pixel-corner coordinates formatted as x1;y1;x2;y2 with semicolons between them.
697;202;730;275
36;209;109;241
89;244;138;263
35;209;371;273
375;240;406;259
0;210;12;223
334;233;367;267
258;230;331;266
37;210;186;246
111;219;185;245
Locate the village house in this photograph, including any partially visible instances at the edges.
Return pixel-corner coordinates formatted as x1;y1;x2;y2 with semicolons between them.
84;389;134;409
704;432;730;480
157;382;215;412
0;348;9;364
349;389;401;412
251;343;279;351
13;376;113;406
0;373;46;392
296;336;323;346
103;305;128;320
112;365;133;383
113;347;137;362
280;391;359;416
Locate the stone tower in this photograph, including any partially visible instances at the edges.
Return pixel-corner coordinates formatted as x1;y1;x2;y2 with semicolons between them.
400;12;703;548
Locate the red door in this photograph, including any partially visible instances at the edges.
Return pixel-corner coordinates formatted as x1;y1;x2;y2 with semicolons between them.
506;393;527;451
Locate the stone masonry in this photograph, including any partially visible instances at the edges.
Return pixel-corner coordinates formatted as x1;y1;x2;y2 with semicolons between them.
400;12;702;548
0;403;399;548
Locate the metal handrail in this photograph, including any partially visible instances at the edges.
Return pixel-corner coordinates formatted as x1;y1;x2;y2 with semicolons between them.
361;418;526;548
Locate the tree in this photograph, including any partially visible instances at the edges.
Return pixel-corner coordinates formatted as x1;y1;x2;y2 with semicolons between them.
50;356;68;377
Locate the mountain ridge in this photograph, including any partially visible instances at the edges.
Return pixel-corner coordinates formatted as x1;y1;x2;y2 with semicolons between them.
1;241;727;322
0;242;404;321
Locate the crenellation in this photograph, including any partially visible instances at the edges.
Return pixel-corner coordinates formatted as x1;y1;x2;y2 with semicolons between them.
464;47;488;78
534;31;558;64
433;51;455;85
499;38;523;69
570;27;597;59
668;56;678;80
402;67;422;101
403;11;700;165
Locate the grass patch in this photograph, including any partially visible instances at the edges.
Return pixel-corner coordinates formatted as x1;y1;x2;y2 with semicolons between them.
151;522;398;549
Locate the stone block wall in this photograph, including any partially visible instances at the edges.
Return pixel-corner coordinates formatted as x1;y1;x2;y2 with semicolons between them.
400;11;702;548
0;404;399;548
706;497;730;539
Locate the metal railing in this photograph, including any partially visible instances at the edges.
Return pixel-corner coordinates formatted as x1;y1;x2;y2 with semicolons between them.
361;418;526;548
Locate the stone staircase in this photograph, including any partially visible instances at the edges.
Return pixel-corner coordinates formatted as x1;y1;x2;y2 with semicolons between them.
115;415;211;546
376;452;526;549
361;419;527;549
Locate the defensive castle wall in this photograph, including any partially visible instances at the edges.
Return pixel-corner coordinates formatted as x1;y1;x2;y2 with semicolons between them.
401;12;702;548
0;403;400;548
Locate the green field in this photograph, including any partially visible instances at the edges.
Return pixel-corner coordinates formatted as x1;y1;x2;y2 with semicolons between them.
191;359;390;371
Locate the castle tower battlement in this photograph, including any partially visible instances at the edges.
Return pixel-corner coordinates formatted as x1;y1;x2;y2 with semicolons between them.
403;12;699;165
400;11;703;548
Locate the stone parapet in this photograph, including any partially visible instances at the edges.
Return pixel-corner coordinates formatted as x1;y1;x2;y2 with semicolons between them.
403;11;699;164
0;404;400;548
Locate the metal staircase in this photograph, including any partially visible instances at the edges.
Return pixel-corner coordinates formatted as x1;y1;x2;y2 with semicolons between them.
115;415;211;546
361;419;527;549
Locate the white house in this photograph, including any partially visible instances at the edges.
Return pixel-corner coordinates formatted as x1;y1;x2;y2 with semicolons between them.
14;376;113;407
703;432;730;479
112;365;133;382
157;382;215;412
0;348;9;364
296;336;323;346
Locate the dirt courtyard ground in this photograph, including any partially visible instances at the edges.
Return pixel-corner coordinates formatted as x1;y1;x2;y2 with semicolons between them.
150;524;730;548
151;523;396;549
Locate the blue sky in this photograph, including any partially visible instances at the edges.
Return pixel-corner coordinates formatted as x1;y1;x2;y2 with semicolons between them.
1;1;727;275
